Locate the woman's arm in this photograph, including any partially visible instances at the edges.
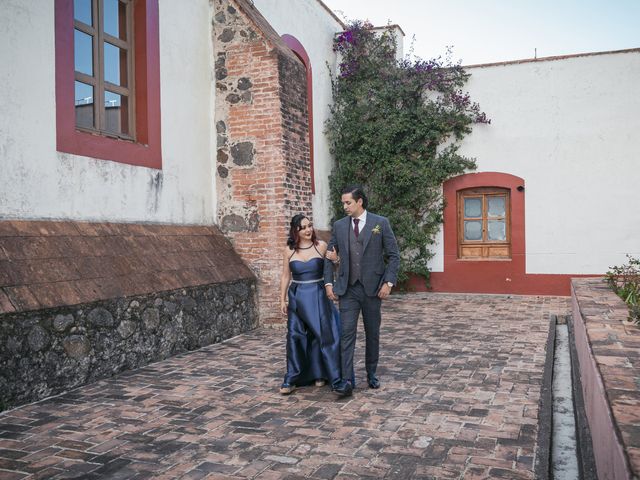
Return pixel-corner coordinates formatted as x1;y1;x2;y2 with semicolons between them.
280;247;292;315
317;240;327;256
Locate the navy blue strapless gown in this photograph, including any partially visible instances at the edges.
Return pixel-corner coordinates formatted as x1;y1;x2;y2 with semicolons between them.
284;257;342;388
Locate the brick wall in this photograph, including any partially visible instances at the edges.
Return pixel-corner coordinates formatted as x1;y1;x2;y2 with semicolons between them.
213;0;312;324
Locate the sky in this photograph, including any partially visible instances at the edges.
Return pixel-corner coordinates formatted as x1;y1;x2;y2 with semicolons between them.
321;0;640;65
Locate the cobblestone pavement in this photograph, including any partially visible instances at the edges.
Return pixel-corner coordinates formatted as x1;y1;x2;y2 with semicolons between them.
0;293;569;479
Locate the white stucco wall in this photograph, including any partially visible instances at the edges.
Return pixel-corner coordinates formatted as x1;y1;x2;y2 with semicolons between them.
252;0;343;230
371;25;405;60
429;50;640;274
0;0;216;224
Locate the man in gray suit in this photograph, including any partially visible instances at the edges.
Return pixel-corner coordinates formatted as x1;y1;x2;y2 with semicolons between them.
324;185;400;397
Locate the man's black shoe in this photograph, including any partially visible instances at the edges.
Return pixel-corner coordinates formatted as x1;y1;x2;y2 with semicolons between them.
333;381;353;397
367;374;380;389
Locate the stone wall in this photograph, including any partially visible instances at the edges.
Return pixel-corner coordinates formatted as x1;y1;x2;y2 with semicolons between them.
213;0;312;324
571;278;640;480
1;279;256;409
0;220;258;409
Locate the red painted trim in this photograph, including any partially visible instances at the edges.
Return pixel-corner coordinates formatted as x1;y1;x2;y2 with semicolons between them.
406;171;599;296
281;34;314;194
55;0;162;169
411;272;599;296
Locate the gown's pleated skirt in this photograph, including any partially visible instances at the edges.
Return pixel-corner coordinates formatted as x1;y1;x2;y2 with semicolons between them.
284;258;342;388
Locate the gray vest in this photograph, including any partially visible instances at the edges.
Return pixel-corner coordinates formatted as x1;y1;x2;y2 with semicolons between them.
348;221;364;285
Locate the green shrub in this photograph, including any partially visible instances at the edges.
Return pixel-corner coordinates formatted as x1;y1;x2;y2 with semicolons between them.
605;255;640;323
326;21;489;285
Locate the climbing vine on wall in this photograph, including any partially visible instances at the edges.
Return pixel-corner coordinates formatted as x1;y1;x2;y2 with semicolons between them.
326;21;490;285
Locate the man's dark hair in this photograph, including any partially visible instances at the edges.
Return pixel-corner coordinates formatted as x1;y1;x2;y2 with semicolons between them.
341;185;368;209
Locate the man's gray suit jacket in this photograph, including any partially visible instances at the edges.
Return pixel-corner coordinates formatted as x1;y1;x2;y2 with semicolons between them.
323;212;400;297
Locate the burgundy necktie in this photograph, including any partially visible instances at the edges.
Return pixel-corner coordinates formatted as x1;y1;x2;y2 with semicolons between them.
353;218;360;238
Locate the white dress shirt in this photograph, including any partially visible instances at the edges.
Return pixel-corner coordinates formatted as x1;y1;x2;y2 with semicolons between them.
352;210;367;233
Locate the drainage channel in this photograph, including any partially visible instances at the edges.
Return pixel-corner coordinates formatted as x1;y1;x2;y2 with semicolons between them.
551;319;579;479
547;314;597;480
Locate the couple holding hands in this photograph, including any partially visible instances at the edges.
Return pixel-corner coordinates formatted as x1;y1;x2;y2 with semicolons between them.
279;185;400;397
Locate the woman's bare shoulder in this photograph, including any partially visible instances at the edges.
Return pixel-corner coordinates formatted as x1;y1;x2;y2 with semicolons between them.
317;240;328;253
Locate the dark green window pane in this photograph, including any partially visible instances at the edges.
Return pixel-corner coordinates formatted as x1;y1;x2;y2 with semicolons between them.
75;81;94;128
74;0;92;26
74;29;93;76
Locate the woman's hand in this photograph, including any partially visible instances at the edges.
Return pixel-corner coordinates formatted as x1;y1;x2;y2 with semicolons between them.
280;299;288;316
325;285;338;301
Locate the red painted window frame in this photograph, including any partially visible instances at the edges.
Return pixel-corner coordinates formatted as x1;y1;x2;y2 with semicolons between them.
281;34;315;194
55;0;162;169
407;171;599;295
444;172;525;265
421;171;528;293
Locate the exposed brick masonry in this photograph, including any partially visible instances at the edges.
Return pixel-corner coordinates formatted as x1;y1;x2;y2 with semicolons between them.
213;0;312;324
279;54;314;219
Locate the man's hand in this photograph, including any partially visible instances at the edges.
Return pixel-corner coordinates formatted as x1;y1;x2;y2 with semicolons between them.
325;285;338;301
378;283;392;299
325;247;339;264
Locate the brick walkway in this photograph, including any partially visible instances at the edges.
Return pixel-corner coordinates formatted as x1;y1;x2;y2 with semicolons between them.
0;293;569;479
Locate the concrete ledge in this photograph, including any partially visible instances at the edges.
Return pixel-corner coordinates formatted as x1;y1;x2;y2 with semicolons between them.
571;278;640;479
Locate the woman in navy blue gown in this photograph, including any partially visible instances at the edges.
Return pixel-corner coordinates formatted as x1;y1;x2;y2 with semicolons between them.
279;214;342;394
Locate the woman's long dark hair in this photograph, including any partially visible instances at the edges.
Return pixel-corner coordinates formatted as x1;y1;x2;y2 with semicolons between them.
287;214;318;249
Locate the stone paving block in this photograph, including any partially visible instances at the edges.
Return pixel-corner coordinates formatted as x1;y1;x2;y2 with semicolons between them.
0;293;569;479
